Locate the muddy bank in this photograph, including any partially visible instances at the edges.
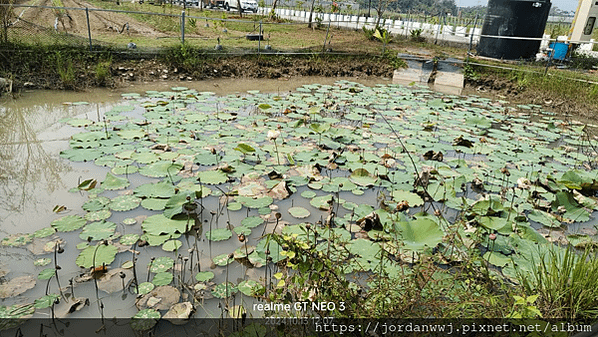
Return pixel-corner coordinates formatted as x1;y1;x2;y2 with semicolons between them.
464;75;597;121
0;48;396;92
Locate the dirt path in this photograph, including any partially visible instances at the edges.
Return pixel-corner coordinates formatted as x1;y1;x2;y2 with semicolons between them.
18;0;166;37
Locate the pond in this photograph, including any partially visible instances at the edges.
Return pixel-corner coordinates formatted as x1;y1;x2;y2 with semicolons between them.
1;76;597;335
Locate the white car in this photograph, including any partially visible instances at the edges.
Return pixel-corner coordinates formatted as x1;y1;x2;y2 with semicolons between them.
224;0;258;12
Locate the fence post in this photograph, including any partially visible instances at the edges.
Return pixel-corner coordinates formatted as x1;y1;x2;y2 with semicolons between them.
467;14;478;61
258;20;262;54
181;10;185;44
86;7;92;51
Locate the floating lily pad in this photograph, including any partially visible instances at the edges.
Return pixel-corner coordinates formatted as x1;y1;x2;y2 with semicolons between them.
206;228;232;242
396;218;444;252
162;240;182;252
135;282;155;295
102;172;130;190
79;221;116;241
1;233;33;247
288;206;310;219
213;253;234;266
211;282;237;298
109;195;141;212
149;256;174;273
120;234;140;245
51;215;86;232
237;280;264;297
34;258;52;266
152;272;173;286
75;244;118;268
85;209;112;222
34;294;60;309
195;271;215;282
131;308;160;331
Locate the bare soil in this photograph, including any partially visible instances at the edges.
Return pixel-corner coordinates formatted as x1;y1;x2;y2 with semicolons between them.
18;0;166;37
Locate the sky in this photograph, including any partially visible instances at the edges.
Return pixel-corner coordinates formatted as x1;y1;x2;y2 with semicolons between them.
456;0;580;13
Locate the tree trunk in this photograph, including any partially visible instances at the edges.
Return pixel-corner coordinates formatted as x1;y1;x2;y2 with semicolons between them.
307;0;316;28
237;0;242;17
270;0;279;19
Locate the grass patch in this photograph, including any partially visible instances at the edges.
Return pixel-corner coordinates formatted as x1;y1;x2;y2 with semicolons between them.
517;245;598;321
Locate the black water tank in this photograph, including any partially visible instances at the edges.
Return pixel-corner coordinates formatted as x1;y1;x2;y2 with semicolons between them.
477;0;551;60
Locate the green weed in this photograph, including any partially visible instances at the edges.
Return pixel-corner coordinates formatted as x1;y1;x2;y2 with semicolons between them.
517;245;598;321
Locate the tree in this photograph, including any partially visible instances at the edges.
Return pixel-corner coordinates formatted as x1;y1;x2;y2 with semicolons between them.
0;0;14;43
270;0;279;19
307;0;318;28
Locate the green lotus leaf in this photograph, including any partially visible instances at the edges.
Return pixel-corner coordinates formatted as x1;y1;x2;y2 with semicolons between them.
38;268;56;280
67;118;93;127
142;214;189;236
141;198;168;211
195;271;215;282
134;181;177;198
33;227;56;238
34;258;52;266
152;272;173;286
228;202;242;211
34;294;60;309
163;193;197;219
234;143;256;154
102;172;130;190
527;210;561;228
196;169;228;185
213;253;235;266
301;190;317;199
162;240;182;252
51;215;86;232
75;244;118;268
139;161;183;178
77;179;98;191
120;234;140;245
117;128;146;140
85;209;112;222
206;228;232;242
478;216;508;231
109;195;141;212
131;308;160;331
111;165;139;175
391;190;424;207
79;221;116;241
82;197;111;211
60;148;103;162
237;196;273;209
131;151;159;164
211;282;237;298
288;206;310;219
150;256;174;273
237;280;264;297
1;233;33;247
465;116;492;129
241;216;264;228
310;194;333;210
482;251;510;267
349;168;378;187
135;282;155;295
396;218;444;252
194;149;220;166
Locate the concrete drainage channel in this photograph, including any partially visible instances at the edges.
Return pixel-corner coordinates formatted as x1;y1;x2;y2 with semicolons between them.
393;53;465;95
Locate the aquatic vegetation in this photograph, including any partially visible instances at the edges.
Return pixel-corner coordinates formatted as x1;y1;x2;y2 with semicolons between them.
2;81;598;333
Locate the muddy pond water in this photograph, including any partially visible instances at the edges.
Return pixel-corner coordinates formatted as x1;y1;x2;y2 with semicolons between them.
1;76;597;333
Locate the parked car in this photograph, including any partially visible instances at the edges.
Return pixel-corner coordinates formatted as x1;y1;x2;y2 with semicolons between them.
203;0;224;8
224;0;258;13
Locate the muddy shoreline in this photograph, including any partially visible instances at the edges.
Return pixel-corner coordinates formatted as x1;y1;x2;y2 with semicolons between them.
3;49;594;120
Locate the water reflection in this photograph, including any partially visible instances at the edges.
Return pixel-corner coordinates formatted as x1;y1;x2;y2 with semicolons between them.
0;104;69;215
